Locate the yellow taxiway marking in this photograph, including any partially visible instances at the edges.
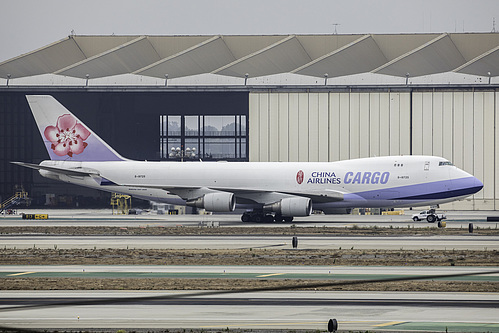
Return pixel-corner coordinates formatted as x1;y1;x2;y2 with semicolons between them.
257;273;286;278
374;321;406;327
7;272;35;276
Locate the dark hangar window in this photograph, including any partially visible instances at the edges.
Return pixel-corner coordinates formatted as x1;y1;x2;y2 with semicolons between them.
160;115;247;161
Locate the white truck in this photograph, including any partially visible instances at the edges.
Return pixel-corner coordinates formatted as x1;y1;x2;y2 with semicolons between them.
412;209;446;223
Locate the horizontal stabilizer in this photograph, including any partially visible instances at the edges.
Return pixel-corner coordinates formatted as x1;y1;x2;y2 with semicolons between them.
11;161;99;177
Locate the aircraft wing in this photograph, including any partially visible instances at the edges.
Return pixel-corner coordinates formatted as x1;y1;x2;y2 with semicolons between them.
279;189;344;203
120;183;344;204
11;162;100;177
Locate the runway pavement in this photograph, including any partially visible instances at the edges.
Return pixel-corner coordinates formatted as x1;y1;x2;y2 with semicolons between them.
0;290;498;331
1;234;497;250
1;208;498;228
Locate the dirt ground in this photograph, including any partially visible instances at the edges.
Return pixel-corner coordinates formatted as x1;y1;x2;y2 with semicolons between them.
1;225;498;236
2;277;497;293
1;248;497;266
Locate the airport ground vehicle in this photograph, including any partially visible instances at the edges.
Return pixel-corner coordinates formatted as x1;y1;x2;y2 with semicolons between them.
412;209;446;223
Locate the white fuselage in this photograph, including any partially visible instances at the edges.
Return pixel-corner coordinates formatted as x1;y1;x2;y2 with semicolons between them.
39;155;483;211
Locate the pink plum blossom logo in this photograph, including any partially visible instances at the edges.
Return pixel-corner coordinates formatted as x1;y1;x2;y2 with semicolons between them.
296;170;304;184
44;114;91;157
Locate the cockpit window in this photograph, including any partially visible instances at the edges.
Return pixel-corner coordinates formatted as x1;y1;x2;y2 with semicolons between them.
439;161;454;166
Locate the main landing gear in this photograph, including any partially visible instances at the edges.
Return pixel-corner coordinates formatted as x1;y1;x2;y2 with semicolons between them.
241;211;294;223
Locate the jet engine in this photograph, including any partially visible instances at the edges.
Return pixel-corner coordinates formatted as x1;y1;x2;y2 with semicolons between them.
265;197;312;216
186;192;235;212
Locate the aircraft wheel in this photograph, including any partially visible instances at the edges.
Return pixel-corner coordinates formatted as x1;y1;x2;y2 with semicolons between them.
241;213;251;222
253;214;263;223
264;214;274;223
283;216;294;223
427;214;436;223
413;217;419;221
274;214;285;223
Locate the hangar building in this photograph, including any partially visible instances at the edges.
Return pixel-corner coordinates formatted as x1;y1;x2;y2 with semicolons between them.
1;33;498;210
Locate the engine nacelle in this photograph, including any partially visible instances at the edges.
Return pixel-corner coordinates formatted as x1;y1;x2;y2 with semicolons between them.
266;197;312;217
186;192;235;212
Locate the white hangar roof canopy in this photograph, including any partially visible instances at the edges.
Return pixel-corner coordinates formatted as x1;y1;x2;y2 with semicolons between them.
1;33;499;80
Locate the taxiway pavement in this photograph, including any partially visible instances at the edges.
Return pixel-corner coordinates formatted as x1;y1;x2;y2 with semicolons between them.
1;265;498;281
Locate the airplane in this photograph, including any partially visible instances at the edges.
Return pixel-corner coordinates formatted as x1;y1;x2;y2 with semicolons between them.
13;95;484;223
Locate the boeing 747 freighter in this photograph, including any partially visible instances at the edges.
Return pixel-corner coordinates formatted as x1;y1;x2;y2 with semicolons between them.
14;95;483;222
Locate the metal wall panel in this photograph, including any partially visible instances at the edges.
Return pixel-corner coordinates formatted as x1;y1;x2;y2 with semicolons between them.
496;92;499;210
308;93;320;162
432;92;443;157
473;92;484;202
339;93;350;160
453;92;464;169
379;93;390;156
389;93;400;155
369;93;380;157
258;93;270;161
359;93;370;158
278;93;289;162
318;93;329;162
482;92;495;207
298;93;309;161
248;93;260;161
349;93;360;158
442;93;454;161
422;92;433;155
269;94;280;161
399;92;411;155
288;93;299;162
412;92;423;155
329;93;341;161
463;92;475;174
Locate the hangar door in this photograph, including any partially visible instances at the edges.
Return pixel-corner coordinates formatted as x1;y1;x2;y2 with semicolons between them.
249;92;411;163
249;90;498;210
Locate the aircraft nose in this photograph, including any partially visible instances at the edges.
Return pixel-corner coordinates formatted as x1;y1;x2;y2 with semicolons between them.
473;176;484;193
454;168;483;196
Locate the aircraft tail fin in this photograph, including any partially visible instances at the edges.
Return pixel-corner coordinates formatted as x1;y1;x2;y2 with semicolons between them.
26;95;126;161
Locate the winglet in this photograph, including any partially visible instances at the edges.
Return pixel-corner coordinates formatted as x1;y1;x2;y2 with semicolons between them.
26;95;126;161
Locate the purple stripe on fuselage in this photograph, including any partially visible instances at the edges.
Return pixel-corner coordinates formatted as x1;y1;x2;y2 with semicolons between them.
353;177;482;201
